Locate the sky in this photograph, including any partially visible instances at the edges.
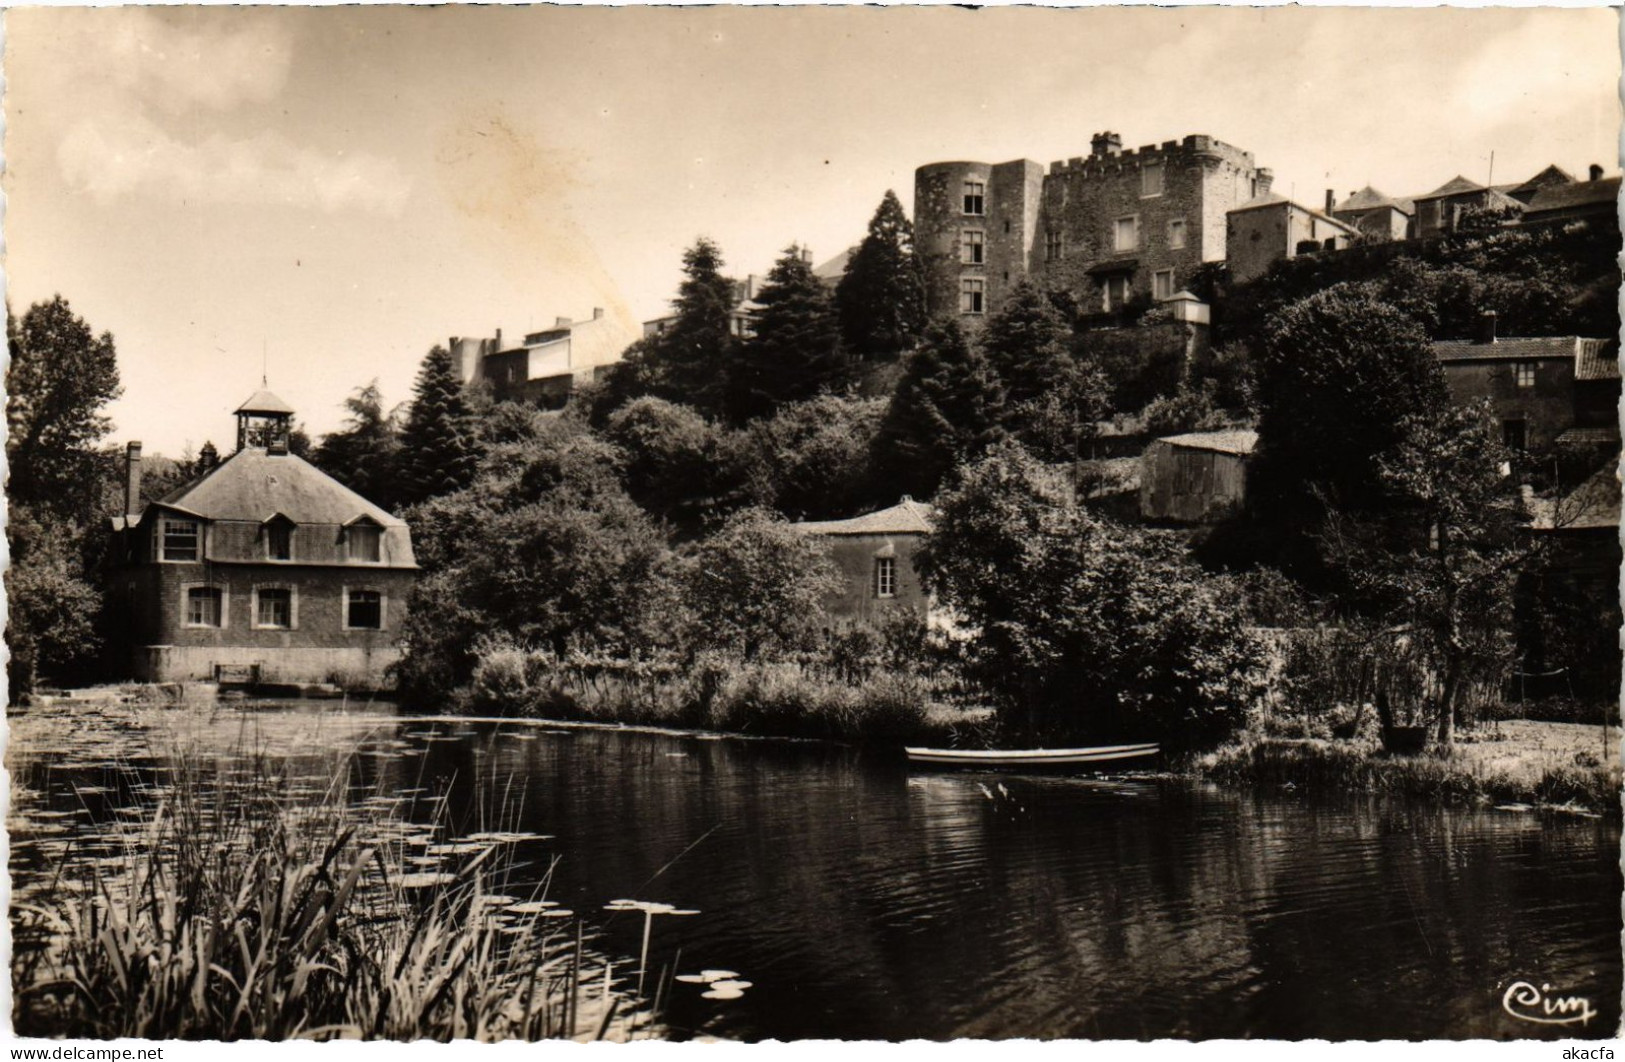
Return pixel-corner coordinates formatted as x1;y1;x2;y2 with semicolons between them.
4;5;1620;455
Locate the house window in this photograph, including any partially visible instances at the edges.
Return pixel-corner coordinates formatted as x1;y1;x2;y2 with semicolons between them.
347;522;383;563
1103;275;1129;311
266;521;293;561
1044;231;1063;262
960;278;985;315
961;230;985;265
185;586;224;628
1168;217;1187;249
1141;161;1164;198
1502;419;1527;451
255;587;293;629
1153;270;1175;301
161;518;200;562
962;180;985;216
874;558;897;599
1113;216;1138;253
1515;362;1537;389
346;589;383;630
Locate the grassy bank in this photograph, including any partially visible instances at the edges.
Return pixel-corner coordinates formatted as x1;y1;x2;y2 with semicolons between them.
1195;720;1620;813
10;744;673;1041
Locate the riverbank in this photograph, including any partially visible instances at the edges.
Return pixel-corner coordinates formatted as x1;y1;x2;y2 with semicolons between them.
1195;720;1621;814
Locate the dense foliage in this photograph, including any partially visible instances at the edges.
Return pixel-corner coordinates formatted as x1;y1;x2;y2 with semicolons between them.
835;190;927;360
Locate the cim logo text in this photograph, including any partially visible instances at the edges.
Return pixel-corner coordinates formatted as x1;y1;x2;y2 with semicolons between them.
1501;981;1598;1027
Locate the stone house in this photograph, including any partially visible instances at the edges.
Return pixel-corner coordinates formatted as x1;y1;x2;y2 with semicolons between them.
1224;193;1359;284
1521;168;1621;228
107;391;418;688
797;496;933;622
449;308;637;408
1139;429;1258;524
1433;315;1619;454
914;133;1272;322
1330;186;1415;242
1411;176;1525;238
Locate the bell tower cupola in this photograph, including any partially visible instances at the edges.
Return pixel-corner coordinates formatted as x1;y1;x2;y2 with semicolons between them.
235;389;296;454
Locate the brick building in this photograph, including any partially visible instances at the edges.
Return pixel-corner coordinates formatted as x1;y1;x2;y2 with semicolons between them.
914;133;1272;322
107;391;418;688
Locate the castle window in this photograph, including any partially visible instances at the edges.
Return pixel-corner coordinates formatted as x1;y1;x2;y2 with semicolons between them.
345;589;384;631
1168;217;1187;249
962;180;985;216
1141;162;1164;198
346;520;383;563
1515;362;1537;389
184;586;224;628
1153;270;1176;301
161;517;200;562
960;278;985;315
253;587;294;630
874;557;897;599
1044;231;1063;262
961;230;985;265
1113;216;1138;253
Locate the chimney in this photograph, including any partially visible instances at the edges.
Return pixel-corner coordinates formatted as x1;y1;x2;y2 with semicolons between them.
1090;131;1122;158
800;247;812;265
494;327;503;351
1475;311;1498;345
1255;168;1275;196
1325;190;1337;215
198;441;219;471
1590;164;1604;182
592;307;604;320
124;442;143;517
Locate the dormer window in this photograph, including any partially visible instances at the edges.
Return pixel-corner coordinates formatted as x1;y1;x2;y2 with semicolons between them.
263;515;295;561
345;518;383;563
161;517;200;562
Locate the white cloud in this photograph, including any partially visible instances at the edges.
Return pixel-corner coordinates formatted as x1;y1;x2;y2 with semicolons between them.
73;8;295;114
58;115;412;217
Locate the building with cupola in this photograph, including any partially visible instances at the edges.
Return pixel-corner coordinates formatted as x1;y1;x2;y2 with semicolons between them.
106;390;418;688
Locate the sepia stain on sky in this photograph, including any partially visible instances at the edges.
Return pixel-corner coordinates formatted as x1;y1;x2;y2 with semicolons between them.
4;5;1619;454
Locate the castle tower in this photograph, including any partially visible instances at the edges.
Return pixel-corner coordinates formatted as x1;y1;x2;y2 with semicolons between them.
913;159;1044;325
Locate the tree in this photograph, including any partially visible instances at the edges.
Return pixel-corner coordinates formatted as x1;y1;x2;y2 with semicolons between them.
731;244;851;421
741;394;885;520
311;381;402;509
682;507;843;661
6;296;122;520
639;237;741;418
872;319;1006;501
979;281;1107;463
605;396;740;526
917;442;1263;748
397;346;480;508
6;517;103;694
835;190;926;359
1252;284;1449;517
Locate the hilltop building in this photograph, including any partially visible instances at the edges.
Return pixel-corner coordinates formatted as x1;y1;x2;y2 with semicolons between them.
1225;194;1359;285
449;307;638;408
107;390;418;688
1330;187;1415;242
914;133;1272;321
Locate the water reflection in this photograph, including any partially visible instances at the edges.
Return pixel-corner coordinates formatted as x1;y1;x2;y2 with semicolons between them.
9;702;1620;1041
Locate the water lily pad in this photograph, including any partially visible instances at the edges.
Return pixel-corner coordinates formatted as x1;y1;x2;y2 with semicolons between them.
395;872;456;888
701;987;745;1000
709;980;752;991
508;900;562;914
425;842;488;856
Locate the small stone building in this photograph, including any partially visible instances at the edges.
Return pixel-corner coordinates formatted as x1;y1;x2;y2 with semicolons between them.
1224;193;1359;284
1139;429;1258;524
107;391;418;687
797;497;933;622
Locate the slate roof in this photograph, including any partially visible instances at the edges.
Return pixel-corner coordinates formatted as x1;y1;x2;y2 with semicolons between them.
798;497;934;536
235;389;297;415
1159;430;1259;456
1530;463;1621;532
1433;336;1604;364
158;448;407;530
1523;176;1621;217
1335;186;1408;213
813;247;856;285
1228;191;1291;214
1415;175;1485;201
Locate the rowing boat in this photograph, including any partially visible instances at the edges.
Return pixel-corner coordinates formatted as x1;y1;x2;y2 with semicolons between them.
903;742;1160;768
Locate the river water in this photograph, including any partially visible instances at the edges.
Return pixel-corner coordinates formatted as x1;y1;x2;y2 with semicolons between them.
8;700;1620;1040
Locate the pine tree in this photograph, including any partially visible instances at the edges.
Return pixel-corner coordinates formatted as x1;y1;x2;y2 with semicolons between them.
835;190;926;359
312;380;403;508
732;244;850;421
980;280;1105;462
873;319;1006;500
656;237;740;417
398;346;480;508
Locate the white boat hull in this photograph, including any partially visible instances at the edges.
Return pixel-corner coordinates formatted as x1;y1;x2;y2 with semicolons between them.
904;743;1160;768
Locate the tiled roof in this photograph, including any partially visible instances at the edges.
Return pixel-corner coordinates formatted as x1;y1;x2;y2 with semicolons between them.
1524;176;1621;217
1433;336;1594;363
1336;186;1401;213
1575;338;1620;381
1415;175;1485;201
159;448;408;531
1228;192;1291;214
813;247;855;284
235;389;296;415
1159;429;1259;456
1556;426;1620;446
797;497;934;536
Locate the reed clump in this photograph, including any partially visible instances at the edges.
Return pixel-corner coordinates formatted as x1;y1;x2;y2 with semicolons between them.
11;749;652;1041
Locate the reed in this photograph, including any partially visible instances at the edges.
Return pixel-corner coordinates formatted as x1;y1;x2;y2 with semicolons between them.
11;744;666;1041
